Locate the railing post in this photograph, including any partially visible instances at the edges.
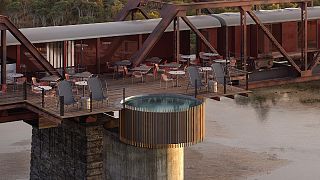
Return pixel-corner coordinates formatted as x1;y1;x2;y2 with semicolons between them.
223;76;227;94
90;92;93;112
23;81;27;100
123;88;126;109
60;96;64;116
246;73;249;90
195;79;198;98
41;88;45;108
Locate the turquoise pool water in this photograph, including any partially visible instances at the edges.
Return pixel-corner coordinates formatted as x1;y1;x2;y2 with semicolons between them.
124;94;202;112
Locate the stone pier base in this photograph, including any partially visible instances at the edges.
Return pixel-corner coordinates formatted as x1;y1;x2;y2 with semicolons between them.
104;130;184;180
30;120;103;180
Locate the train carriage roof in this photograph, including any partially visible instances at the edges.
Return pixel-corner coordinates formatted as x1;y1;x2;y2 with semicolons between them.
6;6;320;46
216;6;320;26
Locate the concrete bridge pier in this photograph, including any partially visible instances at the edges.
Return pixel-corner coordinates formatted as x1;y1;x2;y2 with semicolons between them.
104;131;184;180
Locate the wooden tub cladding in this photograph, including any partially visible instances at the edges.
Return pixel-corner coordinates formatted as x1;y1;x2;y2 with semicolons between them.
119;103;205;148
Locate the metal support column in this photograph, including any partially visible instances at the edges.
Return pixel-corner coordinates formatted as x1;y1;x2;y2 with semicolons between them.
96;38;101;74
1;30;6;86
301;2;308;71
174;17;180;62
240;7;248;71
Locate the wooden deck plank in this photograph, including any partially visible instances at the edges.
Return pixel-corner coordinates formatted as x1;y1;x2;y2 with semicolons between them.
0;76;249;119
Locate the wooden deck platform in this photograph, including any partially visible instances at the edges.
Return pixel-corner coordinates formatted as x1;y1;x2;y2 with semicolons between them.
0;76;250;122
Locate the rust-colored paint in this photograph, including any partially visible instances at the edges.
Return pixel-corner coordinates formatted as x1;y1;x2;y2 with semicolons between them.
272;23;282;51
282;21;298;52
250;25;258;58
16;45;20;72
258;24;271;54
318;20;320;49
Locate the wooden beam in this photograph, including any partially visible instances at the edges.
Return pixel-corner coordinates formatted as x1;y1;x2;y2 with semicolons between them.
0;111;38;123
225;94;235;99
211;96;221;101
1;30;6;86
181;16;218;54
0;102;25;111
25;102;62;124
246;10;302;73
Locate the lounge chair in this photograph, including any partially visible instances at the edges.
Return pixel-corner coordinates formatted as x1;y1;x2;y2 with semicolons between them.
211;63;228;85
211;63;249;93
57;80;79;108
186;66;208;92
87;77;108;106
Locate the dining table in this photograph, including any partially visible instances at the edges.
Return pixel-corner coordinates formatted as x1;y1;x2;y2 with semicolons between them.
72;71;92;79
145;57;162;64
159;63;181;70
199;67;212;84
40;75;61;86
114;60;132;79
168;70;185;87
75;80;88;97
8;73;24;90
180;54;196;66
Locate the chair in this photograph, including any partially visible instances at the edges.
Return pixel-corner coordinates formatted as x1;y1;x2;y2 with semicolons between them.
189;55;199;66
160;74;174;89
57;80;79;108
211;63;229;85
113;65;125;79
87;77;108;105
145;67;156;81
15;77;27;90
132;71;143;83
31;77;42;93
186;66;207;92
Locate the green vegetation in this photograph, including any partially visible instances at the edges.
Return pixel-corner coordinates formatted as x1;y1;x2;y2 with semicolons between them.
1;0;319;28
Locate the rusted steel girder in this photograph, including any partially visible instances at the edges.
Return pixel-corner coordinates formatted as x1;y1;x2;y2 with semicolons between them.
181;16;218;54
173;17;180;62
173;0;312;10
300;2;308;71
239;6;250;71
0;16;62;78
131;5;178;67
114;0;143;21
309;51;320;70
246;10;302;73
104;0;150;65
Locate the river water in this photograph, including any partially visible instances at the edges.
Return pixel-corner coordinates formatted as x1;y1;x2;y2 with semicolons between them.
2;84;320;179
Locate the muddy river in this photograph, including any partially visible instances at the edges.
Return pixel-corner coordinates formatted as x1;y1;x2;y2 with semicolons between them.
2;82;320;179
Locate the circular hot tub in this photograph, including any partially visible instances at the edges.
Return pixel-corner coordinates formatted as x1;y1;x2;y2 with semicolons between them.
120;94;205;148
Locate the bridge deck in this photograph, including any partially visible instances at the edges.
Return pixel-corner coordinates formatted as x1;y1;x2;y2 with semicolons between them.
0;76;250;120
